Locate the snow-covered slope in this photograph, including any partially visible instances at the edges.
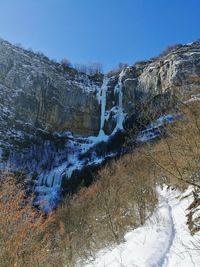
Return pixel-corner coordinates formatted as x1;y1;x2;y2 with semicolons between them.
79;186;200;267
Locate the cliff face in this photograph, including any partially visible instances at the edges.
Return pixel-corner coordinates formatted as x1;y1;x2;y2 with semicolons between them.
119;41;200;107
0;39;101;137
137;44;200;98
102;41;200;135
1;39;200;141
1;38;200;211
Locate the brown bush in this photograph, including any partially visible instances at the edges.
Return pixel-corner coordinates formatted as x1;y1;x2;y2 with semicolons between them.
0;172;59;267
46;151;158;266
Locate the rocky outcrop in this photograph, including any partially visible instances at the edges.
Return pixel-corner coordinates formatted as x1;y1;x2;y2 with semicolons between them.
136;42;200;99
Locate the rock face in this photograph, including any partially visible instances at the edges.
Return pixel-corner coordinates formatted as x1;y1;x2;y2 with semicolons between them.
137;44;200;99
1;39;200;141
118;41;200;112
1;38;200;211
0;39;101;137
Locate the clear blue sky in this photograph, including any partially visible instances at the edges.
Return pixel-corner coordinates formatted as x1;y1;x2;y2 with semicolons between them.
0;0;200;71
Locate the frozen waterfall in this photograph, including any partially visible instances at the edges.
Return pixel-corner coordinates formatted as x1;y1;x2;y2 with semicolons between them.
113;69;126;133
98;76;109;139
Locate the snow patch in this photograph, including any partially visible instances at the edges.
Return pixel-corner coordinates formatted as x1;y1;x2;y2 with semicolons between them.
137;114;180;143
80;186;200;267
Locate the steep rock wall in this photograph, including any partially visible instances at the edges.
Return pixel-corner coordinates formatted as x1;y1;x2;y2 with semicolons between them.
0;39;101;137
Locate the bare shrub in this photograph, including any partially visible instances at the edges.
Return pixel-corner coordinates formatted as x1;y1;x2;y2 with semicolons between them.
159;43;183;58
0;172;59;267
60;58;72;68
74;63;103;75
87;63;103;75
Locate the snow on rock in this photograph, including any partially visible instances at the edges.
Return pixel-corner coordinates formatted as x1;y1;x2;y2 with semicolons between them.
136;128;161;143
34;133;116;212
136;114;181;143
80;186;200;267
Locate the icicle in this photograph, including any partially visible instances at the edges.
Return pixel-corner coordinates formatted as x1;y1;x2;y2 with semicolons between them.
113;69;126;133
98;76;109;138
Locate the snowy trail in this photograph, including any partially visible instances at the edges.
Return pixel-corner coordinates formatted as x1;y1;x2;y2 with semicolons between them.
80;186;200;267
151;195;176;267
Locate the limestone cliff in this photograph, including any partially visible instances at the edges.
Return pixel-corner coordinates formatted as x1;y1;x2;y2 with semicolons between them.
1;39;200;141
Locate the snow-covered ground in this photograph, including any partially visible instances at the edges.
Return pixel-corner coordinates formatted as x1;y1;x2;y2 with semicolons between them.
80;186;200;267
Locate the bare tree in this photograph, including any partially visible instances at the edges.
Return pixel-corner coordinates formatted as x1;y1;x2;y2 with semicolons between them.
87;63;103;75
74;63;88;74
74;63;103;75
60;58;72;68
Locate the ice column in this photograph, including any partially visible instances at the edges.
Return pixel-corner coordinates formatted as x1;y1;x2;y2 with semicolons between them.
113;69;125;132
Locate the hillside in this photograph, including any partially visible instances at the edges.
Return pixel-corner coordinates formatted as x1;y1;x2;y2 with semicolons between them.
0;38;200;267
1;39;200;211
